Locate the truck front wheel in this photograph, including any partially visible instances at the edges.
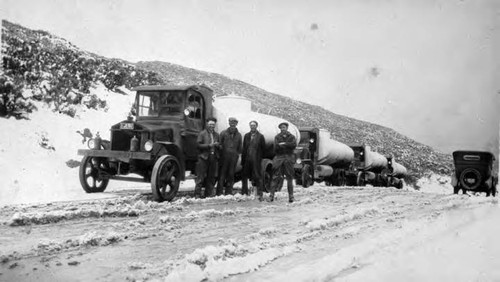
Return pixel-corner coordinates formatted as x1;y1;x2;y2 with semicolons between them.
151;155;181;202
79;156;110;193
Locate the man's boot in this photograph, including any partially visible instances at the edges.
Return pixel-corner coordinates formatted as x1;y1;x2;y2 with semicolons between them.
287;178;294;203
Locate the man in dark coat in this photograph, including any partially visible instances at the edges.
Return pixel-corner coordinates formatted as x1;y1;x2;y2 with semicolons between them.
241;120;266;200
270;122;297;202
194;117;220;198
216;117;242;195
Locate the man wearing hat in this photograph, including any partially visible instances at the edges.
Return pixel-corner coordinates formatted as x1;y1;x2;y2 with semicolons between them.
216;117;242;195
241;120;266;200
270;122;297;202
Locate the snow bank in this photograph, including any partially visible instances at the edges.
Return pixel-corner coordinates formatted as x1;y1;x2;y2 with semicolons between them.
415;173;452;195
0;84;134;206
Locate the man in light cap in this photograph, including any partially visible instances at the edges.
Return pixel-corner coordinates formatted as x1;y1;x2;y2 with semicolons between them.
241;120;266;200
216;117;242;195
194;117;220;198
270;121;296;202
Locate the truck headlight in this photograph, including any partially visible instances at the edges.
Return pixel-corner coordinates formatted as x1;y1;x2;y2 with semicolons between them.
87;139;95;149
296;158;302;164
144;140;153;152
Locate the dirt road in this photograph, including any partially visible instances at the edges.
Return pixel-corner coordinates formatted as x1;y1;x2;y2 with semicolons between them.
0;185;497;281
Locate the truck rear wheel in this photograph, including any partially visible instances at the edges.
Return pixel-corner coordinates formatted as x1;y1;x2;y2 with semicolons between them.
151;155;180;202
79;156;109;193
301;164;313;188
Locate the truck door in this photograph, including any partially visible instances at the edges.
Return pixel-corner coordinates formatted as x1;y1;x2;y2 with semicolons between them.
183;90;205;161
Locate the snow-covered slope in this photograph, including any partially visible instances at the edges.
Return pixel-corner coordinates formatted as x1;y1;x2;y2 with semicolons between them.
0;84;136;205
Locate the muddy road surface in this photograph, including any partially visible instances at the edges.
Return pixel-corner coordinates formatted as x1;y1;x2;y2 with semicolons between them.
0;185;497;281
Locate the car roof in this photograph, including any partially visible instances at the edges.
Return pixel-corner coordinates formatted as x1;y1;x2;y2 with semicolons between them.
452;150;495;161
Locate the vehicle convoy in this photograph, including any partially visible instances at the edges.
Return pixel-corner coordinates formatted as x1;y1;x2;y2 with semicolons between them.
77;85;299;202
293;127;354;187
346;144;407;189
293;129;407;189
451;150;497;196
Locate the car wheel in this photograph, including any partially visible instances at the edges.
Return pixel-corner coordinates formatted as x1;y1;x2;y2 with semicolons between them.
151;155;180;202
79;156;109;193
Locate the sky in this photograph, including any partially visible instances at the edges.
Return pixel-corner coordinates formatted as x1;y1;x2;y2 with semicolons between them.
1;0;499;154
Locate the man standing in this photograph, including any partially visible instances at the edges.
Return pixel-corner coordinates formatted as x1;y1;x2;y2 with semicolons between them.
216;117;242;195
270;122;297;203
241;120;266;200
194;117;220;198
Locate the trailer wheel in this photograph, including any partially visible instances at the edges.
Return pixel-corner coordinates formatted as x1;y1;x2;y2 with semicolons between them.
491;177;497;197
79;156;109;193
151;155;180;202
261;159;273;193
301;164;313;188
339;170;347;186
356;172;365;187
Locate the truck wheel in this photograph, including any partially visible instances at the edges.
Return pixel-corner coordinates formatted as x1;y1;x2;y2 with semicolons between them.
151;155;180;202
301;164;313;188
394;179;403;189
356;172;365;186
79;156;109;193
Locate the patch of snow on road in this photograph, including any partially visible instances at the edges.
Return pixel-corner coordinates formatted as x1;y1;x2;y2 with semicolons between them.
165;240;298;282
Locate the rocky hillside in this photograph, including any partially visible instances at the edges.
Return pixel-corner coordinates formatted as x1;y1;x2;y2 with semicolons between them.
137;61;453;184
1;19;452;184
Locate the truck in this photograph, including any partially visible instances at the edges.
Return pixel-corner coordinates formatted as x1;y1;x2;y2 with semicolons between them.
293;127;354;188
77;85;299;201
345;144;406;188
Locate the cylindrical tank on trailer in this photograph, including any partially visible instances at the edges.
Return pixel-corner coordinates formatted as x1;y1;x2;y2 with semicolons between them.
213;95;300;160
364;146;388;171
391;160;407;177
316;129;354;166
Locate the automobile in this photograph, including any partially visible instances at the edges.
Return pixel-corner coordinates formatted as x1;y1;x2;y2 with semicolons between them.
451;150;497;196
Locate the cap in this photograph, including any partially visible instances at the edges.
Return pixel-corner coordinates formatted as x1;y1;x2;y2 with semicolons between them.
228;117;238;122
278;122;289;128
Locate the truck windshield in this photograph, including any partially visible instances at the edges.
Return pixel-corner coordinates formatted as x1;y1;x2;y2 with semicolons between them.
299;132;311;145
137;91;184;117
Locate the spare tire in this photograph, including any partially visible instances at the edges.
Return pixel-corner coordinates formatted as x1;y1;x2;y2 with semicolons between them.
459;168;482;190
